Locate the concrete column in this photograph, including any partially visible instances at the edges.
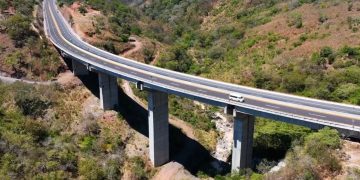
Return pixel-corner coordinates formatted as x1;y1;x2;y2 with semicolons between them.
232;111;255;171
99;73;118;110
72;59;88;76
148;90;169;166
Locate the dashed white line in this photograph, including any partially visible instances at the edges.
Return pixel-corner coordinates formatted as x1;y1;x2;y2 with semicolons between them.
197;89;207;93
170;82;180;86
265;104;280;109
308;113;327;118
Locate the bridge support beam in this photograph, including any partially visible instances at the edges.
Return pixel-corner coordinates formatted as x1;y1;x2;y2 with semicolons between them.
224;104;235;115
232;111;254;171
72;59;88;76
148;90;169;167
99;73;118;110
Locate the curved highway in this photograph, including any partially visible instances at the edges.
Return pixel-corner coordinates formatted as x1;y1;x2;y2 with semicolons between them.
43;0;360;132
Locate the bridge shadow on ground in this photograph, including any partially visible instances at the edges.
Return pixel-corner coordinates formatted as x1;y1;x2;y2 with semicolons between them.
115;88;230;176
65;63;231;176
63;57;100;98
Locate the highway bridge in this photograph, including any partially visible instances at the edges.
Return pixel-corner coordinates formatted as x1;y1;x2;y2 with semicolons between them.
43;0;360;171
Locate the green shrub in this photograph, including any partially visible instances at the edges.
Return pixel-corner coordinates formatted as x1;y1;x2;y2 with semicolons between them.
128;157;148;180
103;41;119;54
78;5;88;15
332;83;359;100
79;136;96;151
305;127;341;154
348;2;353;11
304;127;342;172
1;13;35;47
340;46;360;57
0;0;9;11
288;13;303;28
143;47;155;64
78;158;104;180
208;46;226;60
254;119;310;159
282;72;306;92
318;14;328;24
104;158;122;180
15;90;51;118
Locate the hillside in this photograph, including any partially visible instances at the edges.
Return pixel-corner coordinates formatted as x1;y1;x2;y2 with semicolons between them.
58;0;360;105
0;0;64;80
56;0;360;178
0;0;360;179
152;0;360;105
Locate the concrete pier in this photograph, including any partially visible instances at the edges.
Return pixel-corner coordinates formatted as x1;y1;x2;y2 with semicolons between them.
148;90;169;166
72;59;88;76
232;111;255;171
99;73;119;110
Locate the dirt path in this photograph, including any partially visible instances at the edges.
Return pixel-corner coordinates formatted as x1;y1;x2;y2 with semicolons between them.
122;37;143;57
0;71;81;88
0;71;53;85
0;75;52;85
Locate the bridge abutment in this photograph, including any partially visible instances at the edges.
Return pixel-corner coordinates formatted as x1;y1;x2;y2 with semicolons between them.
99;73;119;110
232;111;254;171
72;60;88;76
148;90;169;166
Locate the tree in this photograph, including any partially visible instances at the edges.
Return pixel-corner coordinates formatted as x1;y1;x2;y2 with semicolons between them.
304;127;342;172
282;72;306;92
2;13;34;47
69;15;74;27
78;5;88;15
0;0;9;12
15;92;51;118
143;45;155;64
320;46;336;64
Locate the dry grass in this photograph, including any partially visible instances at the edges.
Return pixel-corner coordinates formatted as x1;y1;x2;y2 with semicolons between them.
195;129;218;152
252;2;360;58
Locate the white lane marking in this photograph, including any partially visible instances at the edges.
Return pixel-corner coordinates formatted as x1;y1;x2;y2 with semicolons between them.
265;104;280;109
308;113;327;118
47;3;360;121
197;89;207;93
170;82;180;86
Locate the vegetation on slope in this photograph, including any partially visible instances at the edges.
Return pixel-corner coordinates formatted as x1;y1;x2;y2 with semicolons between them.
0;0;64;80
0;81;156;179
1;0;358;178
128;0;360;178
215;127;343;179
266;127;343;179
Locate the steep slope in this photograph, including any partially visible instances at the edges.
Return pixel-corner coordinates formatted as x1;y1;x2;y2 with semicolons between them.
0;0;64;80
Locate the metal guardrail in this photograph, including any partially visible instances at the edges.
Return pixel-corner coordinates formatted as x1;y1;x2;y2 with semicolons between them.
47;0;360;117
44;1;360;134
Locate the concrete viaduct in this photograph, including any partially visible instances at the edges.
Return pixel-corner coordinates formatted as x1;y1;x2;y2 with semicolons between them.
44;0;360;171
